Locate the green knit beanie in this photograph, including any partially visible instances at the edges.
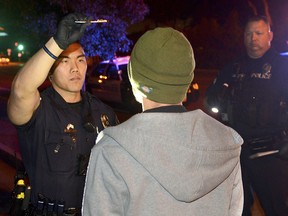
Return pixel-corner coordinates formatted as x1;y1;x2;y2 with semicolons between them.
128;27;195;104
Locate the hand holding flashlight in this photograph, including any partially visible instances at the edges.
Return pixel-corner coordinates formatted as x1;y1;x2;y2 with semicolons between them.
54;13;91;49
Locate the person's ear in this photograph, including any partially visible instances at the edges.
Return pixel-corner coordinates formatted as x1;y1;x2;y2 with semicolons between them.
269;31;273;42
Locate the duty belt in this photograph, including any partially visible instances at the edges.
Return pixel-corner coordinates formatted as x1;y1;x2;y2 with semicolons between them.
23;205;81;216
10;191;81;216
31;193;81;216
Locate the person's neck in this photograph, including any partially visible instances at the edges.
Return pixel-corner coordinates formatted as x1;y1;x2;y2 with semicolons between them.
53;87;82;103
142;97;182;111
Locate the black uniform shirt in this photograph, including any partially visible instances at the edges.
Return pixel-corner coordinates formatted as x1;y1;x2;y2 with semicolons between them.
206;48;288;139
16;87;118;209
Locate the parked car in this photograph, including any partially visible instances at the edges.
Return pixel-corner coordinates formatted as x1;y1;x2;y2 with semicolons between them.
0;55;10;64
86;56;199;113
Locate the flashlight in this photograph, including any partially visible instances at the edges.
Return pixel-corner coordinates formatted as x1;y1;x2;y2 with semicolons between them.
75;19;108;24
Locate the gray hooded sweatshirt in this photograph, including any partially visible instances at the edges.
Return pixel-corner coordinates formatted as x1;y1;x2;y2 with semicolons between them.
82;109;243;216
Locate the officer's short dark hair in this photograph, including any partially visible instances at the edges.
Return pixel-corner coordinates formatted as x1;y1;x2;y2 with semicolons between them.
245;15;271;30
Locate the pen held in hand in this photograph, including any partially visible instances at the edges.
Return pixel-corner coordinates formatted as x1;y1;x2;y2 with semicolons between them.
75;19;108;24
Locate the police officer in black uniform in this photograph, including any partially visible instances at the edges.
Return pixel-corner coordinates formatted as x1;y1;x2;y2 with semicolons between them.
7;13;118;215
205;16;288;216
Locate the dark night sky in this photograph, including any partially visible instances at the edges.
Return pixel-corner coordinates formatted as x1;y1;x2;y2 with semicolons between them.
1;0;288;54
1;0;287;29
1;0;288;33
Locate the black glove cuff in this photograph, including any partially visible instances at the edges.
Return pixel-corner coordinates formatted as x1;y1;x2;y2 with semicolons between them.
53;36;67;50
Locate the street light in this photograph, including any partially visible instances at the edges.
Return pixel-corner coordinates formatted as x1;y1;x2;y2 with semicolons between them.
18;44;24;51
0;26;8;36
15;43;25;62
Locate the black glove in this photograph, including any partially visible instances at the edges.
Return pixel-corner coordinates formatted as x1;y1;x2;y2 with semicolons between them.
54;13;91;49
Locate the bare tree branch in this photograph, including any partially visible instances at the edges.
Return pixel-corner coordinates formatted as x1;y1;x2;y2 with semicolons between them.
262;0;272;25
247;0;258;15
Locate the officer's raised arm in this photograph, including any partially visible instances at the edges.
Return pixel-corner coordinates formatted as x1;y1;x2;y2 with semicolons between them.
7;13;90;125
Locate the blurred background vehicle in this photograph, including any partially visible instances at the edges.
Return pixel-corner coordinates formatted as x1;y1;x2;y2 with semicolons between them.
0;55;10;64
86;56;200;113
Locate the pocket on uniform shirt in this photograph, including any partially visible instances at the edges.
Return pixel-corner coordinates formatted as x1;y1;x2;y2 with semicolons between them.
45;133;77;173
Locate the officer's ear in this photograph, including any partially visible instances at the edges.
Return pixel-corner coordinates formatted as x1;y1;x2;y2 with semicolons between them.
268;31;273;43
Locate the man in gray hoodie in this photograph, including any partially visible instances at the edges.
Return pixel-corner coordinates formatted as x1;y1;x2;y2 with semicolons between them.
82;27;244;216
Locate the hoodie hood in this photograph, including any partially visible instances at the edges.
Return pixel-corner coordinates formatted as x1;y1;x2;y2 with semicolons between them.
98;109;243;202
